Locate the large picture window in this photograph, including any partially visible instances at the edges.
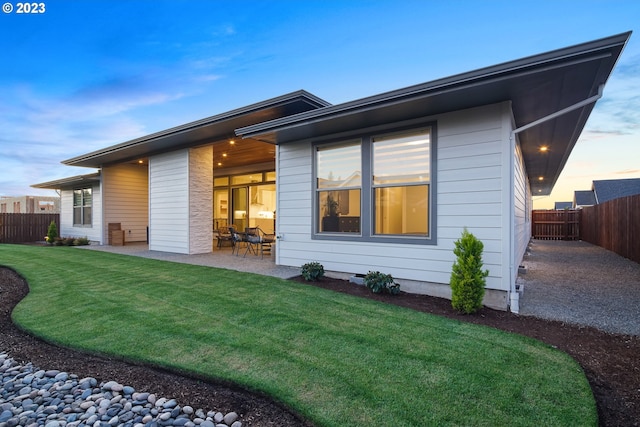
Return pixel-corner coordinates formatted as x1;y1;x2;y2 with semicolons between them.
373;129;430;236
73;187;92;226
313;123;434;243
316;141;361;233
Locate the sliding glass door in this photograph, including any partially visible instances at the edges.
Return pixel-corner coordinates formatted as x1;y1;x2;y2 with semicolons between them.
213;171;276;233
249;184;276;233
231;187;248;232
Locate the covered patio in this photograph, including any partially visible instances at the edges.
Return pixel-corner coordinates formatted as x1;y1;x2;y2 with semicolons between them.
79;242;299;279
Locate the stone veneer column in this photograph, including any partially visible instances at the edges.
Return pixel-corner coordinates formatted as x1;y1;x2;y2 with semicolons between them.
188;146;213;254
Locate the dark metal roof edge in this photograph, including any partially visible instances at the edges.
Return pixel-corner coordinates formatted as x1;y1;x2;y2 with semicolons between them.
237;31;632;139
31;172;101;189
63;90;330;166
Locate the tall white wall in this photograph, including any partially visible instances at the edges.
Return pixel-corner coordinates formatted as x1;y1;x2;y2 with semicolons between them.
276;102;515;308
148;147;213;254
149;150;189;254
102;163;149;243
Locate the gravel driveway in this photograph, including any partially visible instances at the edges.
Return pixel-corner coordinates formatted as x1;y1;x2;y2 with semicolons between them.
518;240;640;336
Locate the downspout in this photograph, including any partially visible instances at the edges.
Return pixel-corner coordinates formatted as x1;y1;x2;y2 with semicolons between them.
508;84;604;313
508;131;518;313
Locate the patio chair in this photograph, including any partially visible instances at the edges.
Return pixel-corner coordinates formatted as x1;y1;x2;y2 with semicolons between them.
243;227;275;258
215;226;234;249
228;226;244;255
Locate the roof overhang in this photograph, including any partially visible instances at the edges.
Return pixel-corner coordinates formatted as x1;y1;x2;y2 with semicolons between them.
63;90;330;168
237;32;631;196
32;172;101;190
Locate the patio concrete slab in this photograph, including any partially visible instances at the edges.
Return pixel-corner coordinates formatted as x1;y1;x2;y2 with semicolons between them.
79;243;300;279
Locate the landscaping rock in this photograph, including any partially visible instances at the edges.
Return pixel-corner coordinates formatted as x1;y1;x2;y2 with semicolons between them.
0;352;243;427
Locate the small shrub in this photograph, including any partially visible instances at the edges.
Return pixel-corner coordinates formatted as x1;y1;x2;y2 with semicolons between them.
301;262;325;281
364;271;400;295
46;221;58;244
74;236;90;246
51;236;90;246
450;228;489;314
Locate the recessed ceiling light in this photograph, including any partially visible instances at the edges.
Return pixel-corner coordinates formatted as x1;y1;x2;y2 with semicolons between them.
539;146;549;152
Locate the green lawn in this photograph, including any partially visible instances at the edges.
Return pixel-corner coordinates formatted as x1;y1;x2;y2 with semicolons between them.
0;244;596;426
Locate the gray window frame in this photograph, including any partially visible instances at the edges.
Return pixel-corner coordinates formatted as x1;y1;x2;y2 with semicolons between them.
315;140;363;235
312;120;437;245
72;186;93;227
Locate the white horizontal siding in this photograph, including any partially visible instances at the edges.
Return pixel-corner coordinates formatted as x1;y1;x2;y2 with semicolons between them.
276;103;511;297
102;164;149;243
149;150;189;253
275;142;313;246
513;138;531;275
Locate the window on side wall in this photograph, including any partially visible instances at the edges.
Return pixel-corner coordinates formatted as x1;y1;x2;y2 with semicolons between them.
313;124;434;244
372;128;430;237
73;187;92;226
316;141;362;233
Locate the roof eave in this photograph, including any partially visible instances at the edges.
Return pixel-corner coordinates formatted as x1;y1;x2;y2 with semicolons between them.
237;32;631;198
63;90;331;168
31;172;101;190
238;32;631;142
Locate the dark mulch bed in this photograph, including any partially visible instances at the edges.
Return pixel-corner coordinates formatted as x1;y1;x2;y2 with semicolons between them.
1;268;639;426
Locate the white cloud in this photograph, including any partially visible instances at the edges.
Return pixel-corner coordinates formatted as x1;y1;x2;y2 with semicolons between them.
587;52;640;135
195;74;223;83
0;84;178;195
0;25;245;196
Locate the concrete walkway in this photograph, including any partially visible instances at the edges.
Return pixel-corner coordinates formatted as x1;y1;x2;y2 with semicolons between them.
518;240;640;336
79;242;301;279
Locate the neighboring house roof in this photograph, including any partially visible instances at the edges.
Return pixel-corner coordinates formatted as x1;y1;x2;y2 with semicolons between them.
554;202;573;209
574;190;597;207
62;91;330;168
31;172;101;190
238;32;631;196
592;178;640;204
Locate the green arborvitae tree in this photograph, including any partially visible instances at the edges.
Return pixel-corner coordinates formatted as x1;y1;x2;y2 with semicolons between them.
46;221;58;244
450;228;489;314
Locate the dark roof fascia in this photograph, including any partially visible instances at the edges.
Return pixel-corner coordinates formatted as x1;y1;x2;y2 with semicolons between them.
62;90;330;167
236;32;632;142
31;172;101;190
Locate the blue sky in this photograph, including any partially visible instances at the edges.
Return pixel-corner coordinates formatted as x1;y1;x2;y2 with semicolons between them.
1;0;638;208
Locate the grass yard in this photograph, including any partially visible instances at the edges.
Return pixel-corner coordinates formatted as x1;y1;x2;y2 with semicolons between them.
0;245;596;426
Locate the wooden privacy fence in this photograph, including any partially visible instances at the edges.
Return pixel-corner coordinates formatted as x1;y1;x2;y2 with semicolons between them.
0;213;60;243
532;209;581;240
580;194;640;264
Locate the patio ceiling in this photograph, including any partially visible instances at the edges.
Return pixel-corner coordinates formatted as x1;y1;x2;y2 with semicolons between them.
237;32;631;196
209;138;276;170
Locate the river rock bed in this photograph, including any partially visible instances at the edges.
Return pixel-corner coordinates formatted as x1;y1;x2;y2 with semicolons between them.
0;353;242;427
